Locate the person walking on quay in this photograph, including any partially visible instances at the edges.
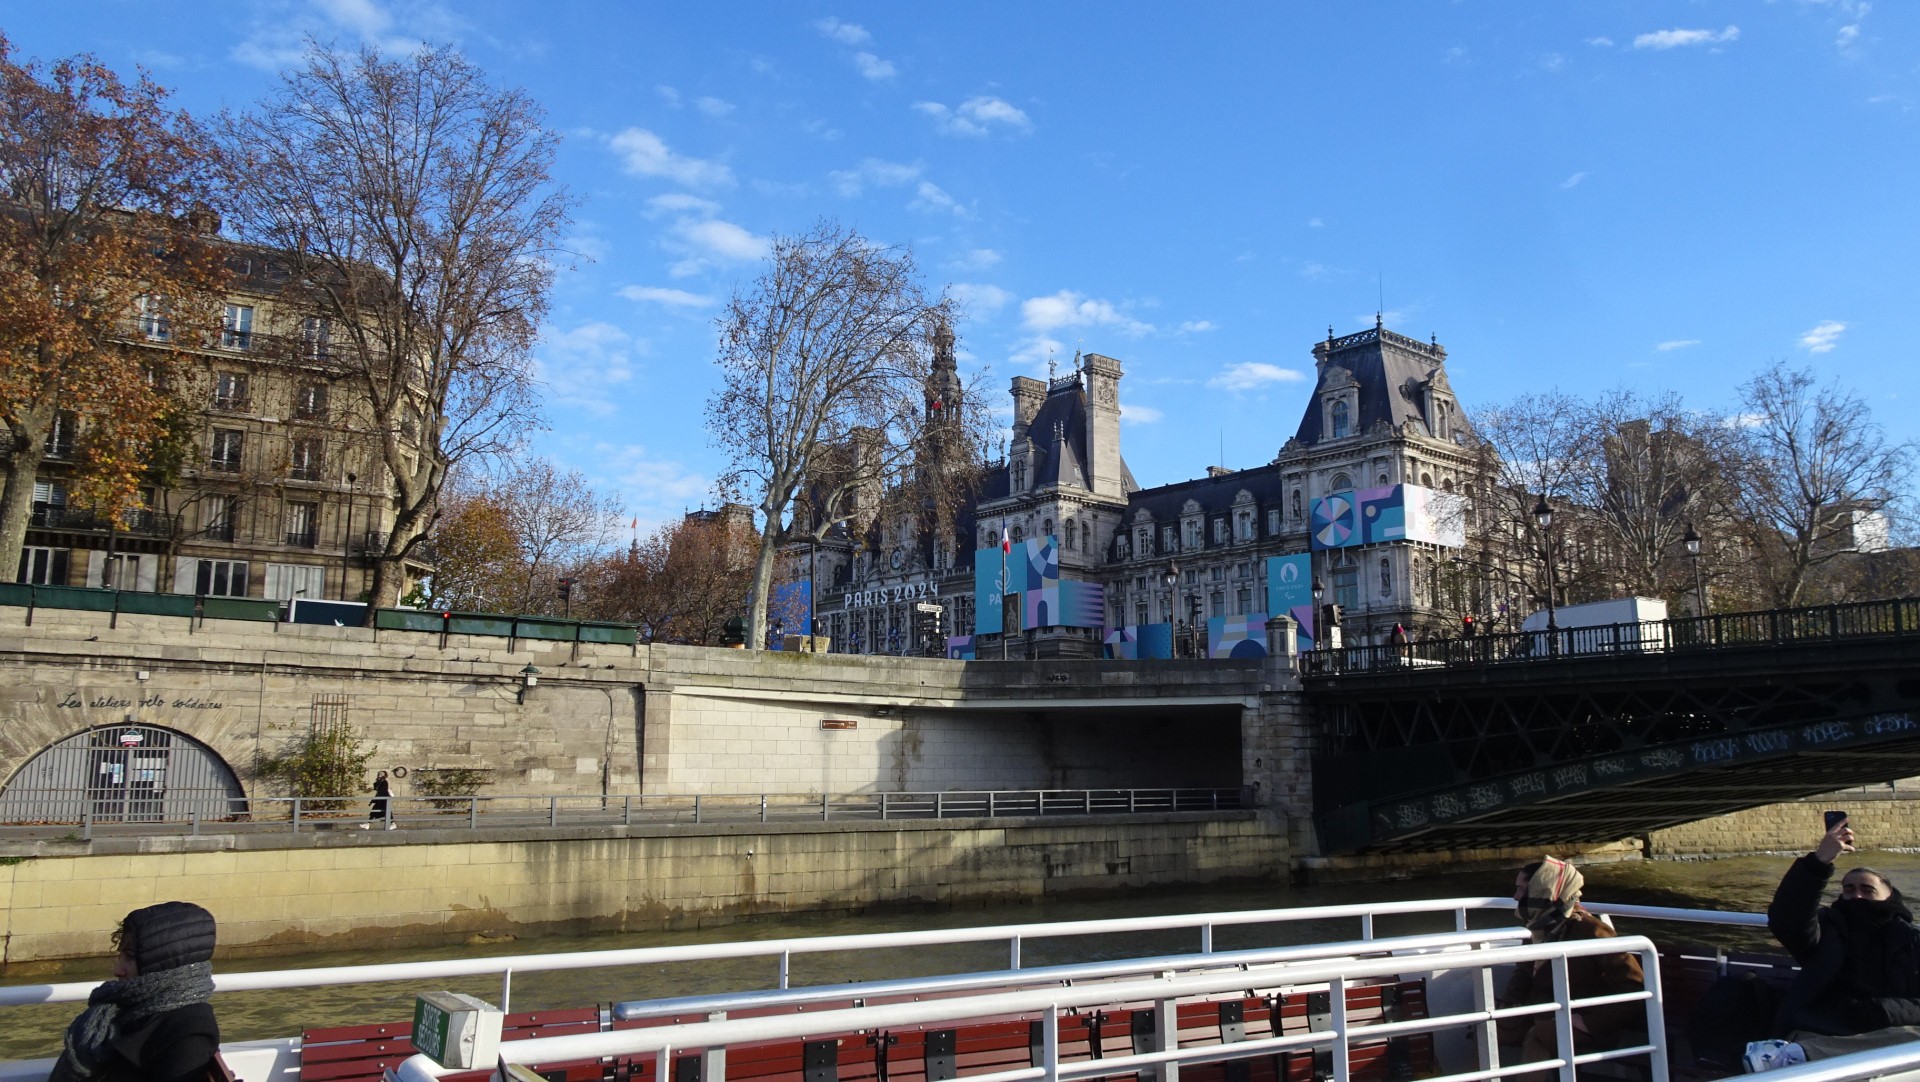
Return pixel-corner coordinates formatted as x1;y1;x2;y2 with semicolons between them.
1745;815;1920;1071
369;769;394;829
49;901;220;1082
1499;857;1646;1082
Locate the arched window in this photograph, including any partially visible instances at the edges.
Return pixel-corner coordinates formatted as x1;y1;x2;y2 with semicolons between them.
1329;472;1352;493
1330;400;1351;438
1011;525;1024;543
1420;472;1433;488
1043;518;1053;540
1065;520;1077;550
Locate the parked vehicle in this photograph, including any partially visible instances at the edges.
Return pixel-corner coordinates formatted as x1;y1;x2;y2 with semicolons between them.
1520;596;1671;655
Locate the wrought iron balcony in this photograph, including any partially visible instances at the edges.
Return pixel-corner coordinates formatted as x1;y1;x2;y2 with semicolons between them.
289;465;325;481
207;457;242;473
285;529;318;548
28;506;172;537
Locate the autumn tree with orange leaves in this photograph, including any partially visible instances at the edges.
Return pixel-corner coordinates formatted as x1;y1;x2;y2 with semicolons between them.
0;35;228;577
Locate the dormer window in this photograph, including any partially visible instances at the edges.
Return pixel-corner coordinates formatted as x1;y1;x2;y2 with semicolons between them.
1013;458;1026;491
1330;400;1351;438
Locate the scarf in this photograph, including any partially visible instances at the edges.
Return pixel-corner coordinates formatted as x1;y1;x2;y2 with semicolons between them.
53;961;214;1080
1516;857;1585;942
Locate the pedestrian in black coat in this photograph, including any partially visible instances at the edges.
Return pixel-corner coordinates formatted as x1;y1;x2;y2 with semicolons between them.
49;900;220;1082
1768;816;1920;1036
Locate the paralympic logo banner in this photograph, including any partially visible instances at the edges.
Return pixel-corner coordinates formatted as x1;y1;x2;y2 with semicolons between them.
1265;552;1315;649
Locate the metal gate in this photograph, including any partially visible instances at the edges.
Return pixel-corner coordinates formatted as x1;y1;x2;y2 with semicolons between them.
0;725;246;825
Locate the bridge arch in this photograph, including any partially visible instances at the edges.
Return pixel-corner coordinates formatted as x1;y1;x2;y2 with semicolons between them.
0;724;246;825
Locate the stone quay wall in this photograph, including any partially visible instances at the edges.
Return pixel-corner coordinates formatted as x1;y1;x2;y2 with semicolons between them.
0;814;1279;967
1645;784;1920;857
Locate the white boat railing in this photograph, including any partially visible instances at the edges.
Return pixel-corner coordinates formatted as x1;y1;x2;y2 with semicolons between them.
388;935;1668;1082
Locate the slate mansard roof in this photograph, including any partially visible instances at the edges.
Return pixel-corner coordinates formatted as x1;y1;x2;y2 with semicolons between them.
1293;323;1459;447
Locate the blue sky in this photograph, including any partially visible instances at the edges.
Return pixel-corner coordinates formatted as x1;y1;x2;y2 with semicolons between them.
8;1;1916;533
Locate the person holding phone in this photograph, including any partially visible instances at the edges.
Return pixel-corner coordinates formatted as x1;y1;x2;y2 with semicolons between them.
1746;812;1920;1070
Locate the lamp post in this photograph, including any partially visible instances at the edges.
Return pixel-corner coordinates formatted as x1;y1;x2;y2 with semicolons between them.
1162;562;1179;657
1683;521;1707;616
342;471;357;601
1311;577;1326;668
1532;494;1558;654
1190;595;1204;659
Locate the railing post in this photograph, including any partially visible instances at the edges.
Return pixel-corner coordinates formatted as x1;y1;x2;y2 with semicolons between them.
291;797;301;834
1330;975;1352;1082
1129;789;1138;814
191;809;200;837
988;791;996;818
694;795;703;824
1084;790;1092;814
501;968;513;1015
935;792;944;818
1042;1005;1060;1082
778;951;790;989
880;792;890;820
549;796;559;828
1551;954;1576;1082
822;793;830;821
1010;936;1021;970
469;796;478;829
623;795;632;826
760;794;768;823
81;805;92;841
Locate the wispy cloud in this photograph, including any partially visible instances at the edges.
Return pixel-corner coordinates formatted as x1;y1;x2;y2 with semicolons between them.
618;285;716;308
1180;320;1217;333
1538;53;1567;73
813;17;870;46
695;96;735;118
951;282;1014;315
914;96;1032;137
854;52;897;80
911;180;965;216
1305;217;1324;228
828;158;921;197
1586;36;1615;47
671;218;768;267
1560;171;1588;189
1021;290;1152;336
596;443;714;536
609;128;734;188
1633;26;1739;50
948;248;1002;271
232;0;467;69
1800;320;1847;354
1206;363;1306;392
643;193;722;218
1655;339;1701;351
534;321;642;417
1121;404;1164;424
1837;24;1861;50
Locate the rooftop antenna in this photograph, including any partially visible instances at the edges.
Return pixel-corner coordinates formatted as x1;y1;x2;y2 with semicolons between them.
1377;274;1385;328
1047;345;1056;380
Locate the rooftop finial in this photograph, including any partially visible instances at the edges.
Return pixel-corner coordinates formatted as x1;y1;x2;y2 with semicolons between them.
1375;311;1383;330
1047;345;1056;380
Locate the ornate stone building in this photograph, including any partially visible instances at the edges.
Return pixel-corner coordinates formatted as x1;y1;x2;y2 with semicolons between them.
797;319;1484;657
18;235;429;605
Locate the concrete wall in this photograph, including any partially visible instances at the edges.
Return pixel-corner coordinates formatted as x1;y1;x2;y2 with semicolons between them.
1646;787;1920;857
0;815;1281;967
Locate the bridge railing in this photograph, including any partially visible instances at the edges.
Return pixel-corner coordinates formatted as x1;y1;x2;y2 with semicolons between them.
3;786;1254;838
1310;595;1920;674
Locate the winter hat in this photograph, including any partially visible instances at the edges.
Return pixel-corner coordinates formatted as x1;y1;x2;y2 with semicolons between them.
121;901;216;973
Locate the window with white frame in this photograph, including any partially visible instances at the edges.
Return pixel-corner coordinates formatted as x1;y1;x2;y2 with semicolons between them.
202;494;234;540
17;547;68;585
213;373;249;411
210;429;244;471
285;501;317;546
1267;508;1281;535
136;295;170;341
265;562;327;601
221;304;254;350
300;317;331;360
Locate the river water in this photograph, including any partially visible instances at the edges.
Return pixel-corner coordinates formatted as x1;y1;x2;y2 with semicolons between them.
6;850;1918;1060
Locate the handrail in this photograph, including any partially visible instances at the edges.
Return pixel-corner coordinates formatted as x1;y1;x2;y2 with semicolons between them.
391;934;1667;1081
8;786;1255;837
0;896;1519;1007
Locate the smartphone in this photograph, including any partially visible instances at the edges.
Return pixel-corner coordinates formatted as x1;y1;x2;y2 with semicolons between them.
1826;810;1850;831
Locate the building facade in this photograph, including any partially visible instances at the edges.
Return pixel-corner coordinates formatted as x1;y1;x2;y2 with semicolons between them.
18;237;428;605
797;320;1486;658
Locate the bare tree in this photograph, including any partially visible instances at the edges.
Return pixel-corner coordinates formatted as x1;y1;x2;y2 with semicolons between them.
580;512;756;643
1461;391;1600;620
426;459;622;614
708;222;959;650
0;36;227;575
221;42;570;616
1723;362;1914;607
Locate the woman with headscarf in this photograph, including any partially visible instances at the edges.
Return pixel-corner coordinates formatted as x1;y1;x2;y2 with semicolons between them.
1498;857;1646;1081
49;901;220;1082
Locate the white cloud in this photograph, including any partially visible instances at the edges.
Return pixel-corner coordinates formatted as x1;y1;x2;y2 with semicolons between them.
854;52;897;80
1560;171;1588;189
814;17;871;46
609;128;734;188
1121;404;1164;424
1837;25;1860;49
1206;362;1306;392
914;96;1032;137
949;248;1002;271
644;193;722;218
1020;290;1153;336
1655;339;1701;351
695;96;735;118
950;283;1014;314
1800;320;1847;353
596;443;715;534
232;0;464;69
1538;53;1567;72
828;158;921;196
1587;36;1615;47
656;85;681;107
1724;411;1767;429
534;321;641;417
1180;320;1217;333
1305;217;1324;228
911;180;964;215
618;285;716;308
673;218;768;262
1633;26;1740;50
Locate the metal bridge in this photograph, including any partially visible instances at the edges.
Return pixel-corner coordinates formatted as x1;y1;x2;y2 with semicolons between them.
1304;597;1920;855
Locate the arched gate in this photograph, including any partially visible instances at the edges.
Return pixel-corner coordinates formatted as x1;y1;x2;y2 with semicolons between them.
0;725;246;824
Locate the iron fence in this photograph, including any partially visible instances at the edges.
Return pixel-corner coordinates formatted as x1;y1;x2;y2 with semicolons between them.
1311;596;1920;675
0;786;1253;839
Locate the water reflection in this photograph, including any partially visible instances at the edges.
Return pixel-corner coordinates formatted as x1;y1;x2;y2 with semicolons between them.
5;851;1912;1059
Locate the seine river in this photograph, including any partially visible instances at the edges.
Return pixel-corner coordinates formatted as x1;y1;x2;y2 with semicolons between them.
6;850;1920;1060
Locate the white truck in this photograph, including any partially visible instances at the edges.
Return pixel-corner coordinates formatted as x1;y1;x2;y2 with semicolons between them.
1519;596;1669;654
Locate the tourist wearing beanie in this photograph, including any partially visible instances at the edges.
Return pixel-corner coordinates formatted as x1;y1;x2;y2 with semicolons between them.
49;901;220;1082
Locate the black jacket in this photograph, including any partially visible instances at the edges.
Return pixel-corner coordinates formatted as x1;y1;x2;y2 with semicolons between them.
1768;853;1920;1034
48;1001;219;1082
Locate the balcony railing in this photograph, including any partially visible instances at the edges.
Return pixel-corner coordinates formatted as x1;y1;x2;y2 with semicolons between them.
206;457;242;473
210;395;250;413
203;523;234;542
289;465;325;481
27;506;172;537
285;529;317;548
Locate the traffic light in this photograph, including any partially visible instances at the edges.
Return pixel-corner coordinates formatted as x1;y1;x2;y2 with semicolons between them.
1320;602;1342;630
557;577;577;602
1462;615;1476;638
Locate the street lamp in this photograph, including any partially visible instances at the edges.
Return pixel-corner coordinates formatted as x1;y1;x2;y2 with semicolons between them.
1532;494;1559;653
1189;595;1204;660
1683;521;1706;616
1162;562;1179;657
342;471;357;601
